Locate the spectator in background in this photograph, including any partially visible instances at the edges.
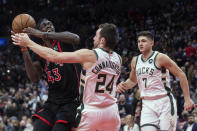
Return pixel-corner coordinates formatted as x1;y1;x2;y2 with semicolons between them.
183;114;197;131
120;114;127;131
185;41;196;59
188;64;194;89
174;47;186;67
191;69;197;91
0;99;3;116
0;120;5;131
123;114;139;131
191;40;197;49
194;62;197;73
2;115;14;131
24;118;33;131
118;94;132;116
192;110;197;123
3;98;16;118
172;80;184;119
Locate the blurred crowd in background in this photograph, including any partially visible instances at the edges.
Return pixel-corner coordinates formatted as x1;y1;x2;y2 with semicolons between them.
0;0;197;130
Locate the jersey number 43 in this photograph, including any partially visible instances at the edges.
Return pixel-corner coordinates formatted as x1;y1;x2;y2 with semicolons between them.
47;68;61;83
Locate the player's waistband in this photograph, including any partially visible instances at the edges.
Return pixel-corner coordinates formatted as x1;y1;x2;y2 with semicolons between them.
141;94;168;100
84;103;117;109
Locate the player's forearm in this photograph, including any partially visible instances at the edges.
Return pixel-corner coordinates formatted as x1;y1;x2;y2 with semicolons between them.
124;78;137;89
45;32;80;44
178;72;191;101
22;51;40;83
28;40;60;63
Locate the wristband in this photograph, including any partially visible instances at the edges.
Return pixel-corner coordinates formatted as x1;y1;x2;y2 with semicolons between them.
45;32;48;39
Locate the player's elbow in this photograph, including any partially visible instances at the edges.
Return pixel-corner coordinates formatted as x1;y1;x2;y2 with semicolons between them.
51;52;66;63
28;75;40;83
46;55;55;62
45;49;60;63
49;56;59;63
30;78;40;83
177;70;187;80
74;35;80;45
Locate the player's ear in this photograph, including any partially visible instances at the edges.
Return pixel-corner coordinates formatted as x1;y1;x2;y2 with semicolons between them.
151;40;154;46
101;37;106;44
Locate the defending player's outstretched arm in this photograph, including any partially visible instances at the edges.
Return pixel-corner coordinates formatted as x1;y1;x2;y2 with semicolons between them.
23;27;80;44
157;53;196;111
12;33;96;65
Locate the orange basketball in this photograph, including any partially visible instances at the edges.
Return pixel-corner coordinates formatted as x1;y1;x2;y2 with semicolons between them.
12;14;36;33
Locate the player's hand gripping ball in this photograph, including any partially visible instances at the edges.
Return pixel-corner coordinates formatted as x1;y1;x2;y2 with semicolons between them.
12;14;36;33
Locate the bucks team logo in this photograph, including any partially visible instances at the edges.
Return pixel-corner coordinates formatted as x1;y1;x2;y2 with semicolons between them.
149;59;153;64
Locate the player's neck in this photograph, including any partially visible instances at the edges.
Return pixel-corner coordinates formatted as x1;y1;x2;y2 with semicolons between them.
100;45;112;54
142;50;153;61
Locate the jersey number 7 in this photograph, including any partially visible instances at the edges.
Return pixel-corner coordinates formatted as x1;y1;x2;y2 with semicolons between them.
95;74;115;94
142;78;147;88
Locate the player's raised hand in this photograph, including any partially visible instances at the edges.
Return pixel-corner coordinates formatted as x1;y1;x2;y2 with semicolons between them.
23;27;44;39
117;82;127;93
184;98;196;112
11;33;30;47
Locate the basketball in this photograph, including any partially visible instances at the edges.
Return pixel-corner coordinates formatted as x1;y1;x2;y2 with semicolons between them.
12;14;36;33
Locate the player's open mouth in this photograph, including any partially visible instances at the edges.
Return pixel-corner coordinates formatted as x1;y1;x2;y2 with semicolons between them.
47;27;53;32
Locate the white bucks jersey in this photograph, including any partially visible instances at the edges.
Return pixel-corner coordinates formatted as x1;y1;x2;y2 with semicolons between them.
82;48;121;107
135;51;171;97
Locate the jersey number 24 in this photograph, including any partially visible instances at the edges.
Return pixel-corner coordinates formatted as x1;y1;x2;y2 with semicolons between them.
95;74;115;94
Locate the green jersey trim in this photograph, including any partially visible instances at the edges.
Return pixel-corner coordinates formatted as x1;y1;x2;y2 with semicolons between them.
93;50;98;60
141;51;155;62
135;56;139;70
99;48;113;54
154;52;161;70
117;54;122;65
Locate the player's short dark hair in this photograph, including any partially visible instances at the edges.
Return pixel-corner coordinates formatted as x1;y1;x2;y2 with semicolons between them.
137;31;154;41
98;23;119;49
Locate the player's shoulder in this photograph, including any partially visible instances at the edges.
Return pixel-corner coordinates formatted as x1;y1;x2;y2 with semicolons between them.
130;56;138;68
131;56;138;63
132;52;142;63
156;52;170;60
113;51;122;64
92;48;107;57
155;52;173;67
93;48;106;54
75;49;94;58
79;48;92;51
